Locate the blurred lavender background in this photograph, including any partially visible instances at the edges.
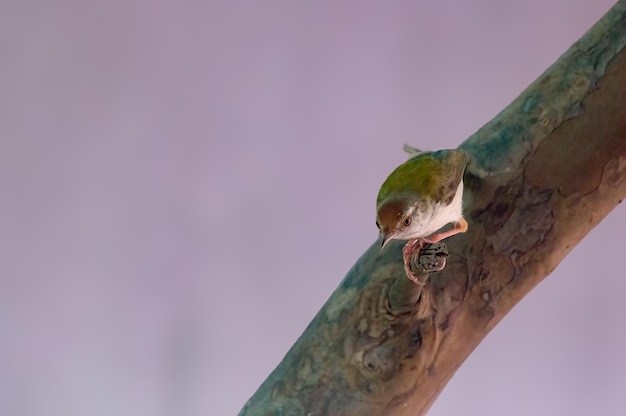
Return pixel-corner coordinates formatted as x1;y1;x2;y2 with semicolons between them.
1;1;624;415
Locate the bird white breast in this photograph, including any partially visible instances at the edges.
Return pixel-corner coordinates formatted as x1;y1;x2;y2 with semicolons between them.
408;180;464;239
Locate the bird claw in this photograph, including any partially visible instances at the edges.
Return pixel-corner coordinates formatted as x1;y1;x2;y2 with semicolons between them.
402;239;425;285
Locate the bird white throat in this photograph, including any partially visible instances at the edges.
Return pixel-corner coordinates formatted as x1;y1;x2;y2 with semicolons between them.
413;180;464;239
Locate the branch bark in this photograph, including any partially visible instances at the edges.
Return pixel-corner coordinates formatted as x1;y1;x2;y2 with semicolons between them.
240;3;626;415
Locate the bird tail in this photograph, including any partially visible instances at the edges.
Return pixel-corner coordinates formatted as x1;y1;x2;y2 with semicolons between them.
403;144;425;158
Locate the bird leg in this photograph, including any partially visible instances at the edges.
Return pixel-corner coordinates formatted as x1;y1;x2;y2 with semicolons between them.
423;217;468;244
402;218;468;284
402;238;425;285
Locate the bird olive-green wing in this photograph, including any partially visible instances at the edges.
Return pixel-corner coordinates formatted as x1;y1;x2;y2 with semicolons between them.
429;149;468;204
377;149;467;206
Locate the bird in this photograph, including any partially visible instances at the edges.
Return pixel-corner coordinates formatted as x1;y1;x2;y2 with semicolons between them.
376;146;468;284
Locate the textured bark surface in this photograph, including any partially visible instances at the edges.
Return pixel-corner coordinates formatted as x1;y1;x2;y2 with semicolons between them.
240;3;626;415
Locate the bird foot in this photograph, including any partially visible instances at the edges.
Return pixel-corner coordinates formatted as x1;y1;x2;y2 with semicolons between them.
403;238;425;285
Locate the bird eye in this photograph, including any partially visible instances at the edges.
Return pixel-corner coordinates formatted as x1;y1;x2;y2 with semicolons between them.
403;217;411;227
375;220;380;230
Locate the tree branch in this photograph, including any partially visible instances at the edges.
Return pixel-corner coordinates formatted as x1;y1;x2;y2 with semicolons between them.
240;2;626;415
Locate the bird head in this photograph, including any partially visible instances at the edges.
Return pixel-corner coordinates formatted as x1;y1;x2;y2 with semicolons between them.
376;196;427;248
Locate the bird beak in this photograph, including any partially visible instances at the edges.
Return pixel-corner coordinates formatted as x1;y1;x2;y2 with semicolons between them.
380;232;394;249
